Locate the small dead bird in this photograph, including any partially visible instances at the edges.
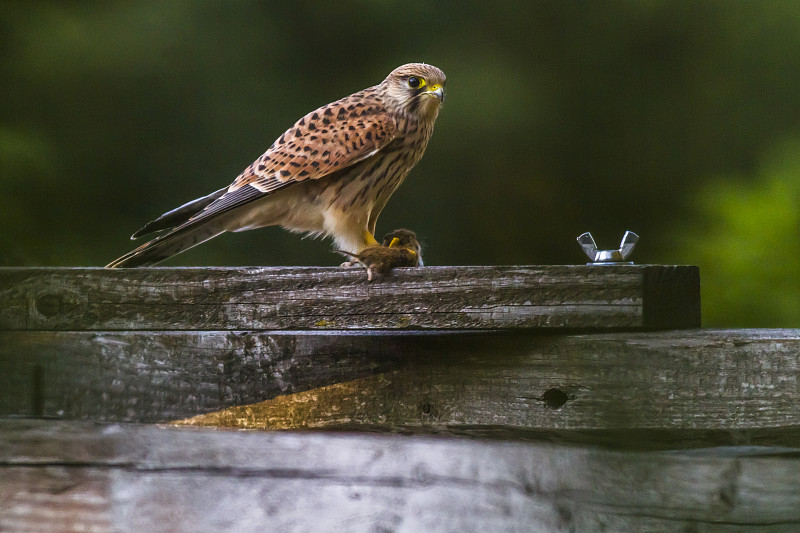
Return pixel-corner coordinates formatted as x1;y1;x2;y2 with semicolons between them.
337;228;422;280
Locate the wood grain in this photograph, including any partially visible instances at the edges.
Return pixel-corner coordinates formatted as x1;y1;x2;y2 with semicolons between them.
6;266;798;532
175;329;800;436
3;329;798;444
0;265;700;331
1;419;798;533
0;330;408;422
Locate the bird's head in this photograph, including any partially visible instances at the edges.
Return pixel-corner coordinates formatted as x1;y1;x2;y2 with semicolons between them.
381;63;446;121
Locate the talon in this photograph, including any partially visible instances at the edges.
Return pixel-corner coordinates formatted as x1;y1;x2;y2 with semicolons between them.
335;228;423;280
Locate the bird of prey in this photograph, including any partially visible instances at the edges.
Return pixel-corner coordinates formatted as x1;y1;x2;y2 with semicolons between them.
336;228;422;280
106;63;446;268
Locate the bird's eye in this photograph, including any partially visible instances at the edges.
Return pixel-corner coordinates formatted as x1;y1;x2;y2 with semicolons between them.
407;76;425;89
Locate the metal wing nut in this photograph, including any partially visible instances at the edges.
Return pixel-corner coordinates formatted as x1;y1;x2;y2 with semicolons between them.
577;231;639;264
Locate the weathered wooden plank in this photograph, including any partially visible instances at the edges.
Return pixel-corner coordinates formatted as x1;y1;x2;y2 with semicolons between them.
0;330;408;422
0;265;699;331
176;329;800;436
3;330;798;443
1;420;798;533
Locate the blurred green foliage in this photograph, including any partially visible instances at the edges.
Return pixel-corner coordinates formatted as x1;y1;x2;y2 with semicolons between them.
675;140;800;327
1;1;799;325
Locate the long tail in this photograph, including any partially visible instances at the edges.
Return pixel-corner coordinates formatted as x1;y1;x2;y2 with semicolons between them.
106;220;227;268
130;187;226;239
106;187;228;268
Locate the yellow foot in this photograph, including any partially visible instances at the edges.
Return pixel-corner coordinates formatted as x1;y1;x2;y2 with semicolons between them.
362;230;380;248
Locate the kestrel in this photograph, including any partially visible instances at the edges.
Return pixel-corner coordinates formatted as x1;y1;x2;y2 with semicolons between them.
106;63;446;268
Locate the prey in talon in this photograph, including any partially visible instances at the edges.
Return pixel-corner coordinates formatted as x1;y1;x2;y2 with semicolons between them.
337;229;422;281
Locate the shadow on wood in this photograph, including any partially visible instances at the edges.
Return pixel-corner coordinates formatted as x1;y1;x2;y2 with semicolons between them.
3;329;799;449
3;265;800;531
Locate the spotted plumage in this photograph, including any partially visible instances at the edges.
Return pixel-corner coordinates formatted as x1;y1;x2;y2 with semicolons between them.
107;63;446;268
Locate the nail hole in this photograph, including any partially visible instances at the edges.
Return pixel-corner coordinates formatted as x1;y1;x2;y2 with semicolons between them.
542;388;568;409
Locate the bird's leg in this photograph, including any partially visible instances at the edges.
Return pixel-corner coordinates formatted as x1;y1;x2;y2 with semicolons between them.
362;230;380;248
338;230;381;267
340;230;380;267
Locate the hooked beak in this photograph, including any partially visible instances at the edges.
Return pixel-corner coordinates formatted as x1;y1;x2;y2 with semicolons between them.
426;84;445;102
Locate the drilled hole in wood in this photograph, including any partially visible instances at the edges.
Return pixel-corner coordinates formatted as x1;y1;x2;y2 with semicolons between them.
542;388;568;409
420;402;433;415
35;294;63;317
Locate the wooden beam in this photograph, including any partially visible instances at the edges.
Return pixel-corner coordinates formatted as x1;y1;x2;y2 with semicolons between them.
0;329;408;422
174;329;800;439
1;419;798;532
3;329;798;446
0;265;699;331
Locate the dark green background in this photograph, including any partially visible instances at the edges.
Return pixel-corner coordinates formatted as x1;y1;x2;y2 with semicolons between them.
2;1;799;326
